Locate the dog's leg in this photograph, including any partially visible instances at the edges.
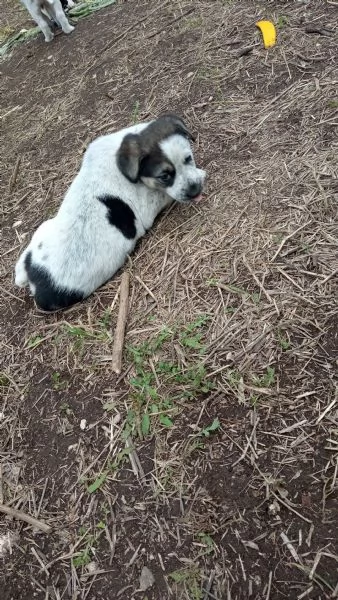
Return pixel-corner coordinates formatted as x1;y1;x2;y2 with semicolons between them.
29;5;55;42
48;0;74;34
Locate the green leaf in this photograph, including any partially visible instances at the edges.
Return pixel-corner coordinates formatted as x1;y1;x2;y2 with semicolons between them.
87;472;107;493
141;413;151;436
159;415;173;427
27;335;43;349
200;418;220;437
182;336;202;349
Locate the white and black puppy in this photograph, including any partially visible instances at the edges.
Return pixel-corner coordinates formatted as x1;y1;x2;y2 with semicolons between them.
21;0;74;43
15;115;206;312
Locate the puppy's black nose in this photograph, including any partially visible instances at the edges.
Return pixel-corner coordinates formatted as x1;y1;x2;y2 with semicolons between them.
186;182;202;199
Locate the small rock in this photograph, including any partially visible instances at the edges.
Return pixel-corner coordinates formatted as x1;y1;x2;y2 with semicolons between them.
80;419;87;431
86;561;98;574
139;566;155;592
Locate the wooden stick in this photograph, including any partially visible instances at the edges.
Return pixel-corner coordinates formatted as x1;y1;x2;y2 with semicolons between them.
112;272;130;374
8;155;22;193
0;503;52;533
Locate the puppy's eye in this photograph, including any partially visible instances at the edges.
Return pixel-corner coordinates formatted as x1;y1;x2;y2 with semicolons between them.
159;172;173;184
184;156;193;164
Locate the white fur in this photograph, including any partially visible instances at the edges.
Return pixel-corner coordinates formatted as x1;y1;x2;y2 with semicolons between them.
21;0;74;42
15;121;205;308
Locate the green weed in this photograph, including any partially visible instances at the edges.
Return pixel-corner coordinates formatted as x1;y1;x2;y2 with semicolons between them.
127;319;213;438
277;330;291;351
169;567;202;600
27;335;44;349
132;100;140;124
51;371;68;391
253;366;275;388
276;15;288;29
0;372;10;387
198;418;220;438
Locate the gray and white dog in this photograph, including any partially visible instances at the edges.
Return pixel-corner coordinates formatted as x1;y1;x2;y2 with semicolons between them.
15;115;206;311
21;0;75;42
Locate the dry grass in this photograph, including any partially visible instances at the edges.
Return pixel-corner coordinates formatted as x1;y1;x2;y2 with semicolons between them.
0;0;338;599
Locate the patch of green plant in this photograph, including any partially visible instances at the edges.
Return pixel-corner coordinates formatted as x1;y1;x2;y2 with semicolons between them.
63;321;110;353
98;308;112;330
276;15;288;29
51;371;68;391
64;324;108;341
72;529;96;568
328;99;338;109
127;319;213;438
26;335;44;349
179;315;210;352
196;532;216;555
87;472;108;494
60;401;73;416
183;16;203;30
198;418;220;438
253;366;275;388
227;369;241;389
277;330;291;351
169;567;202;600
0;372;10;387
250;394;260;407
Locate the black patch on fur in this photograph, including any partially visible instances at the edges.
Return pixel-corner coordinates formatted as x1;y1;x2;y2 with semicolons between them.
38;242;43;249
98;195;136;239
60;0;69;10
140;151;175;187
117;114;194;182
24;252;84;312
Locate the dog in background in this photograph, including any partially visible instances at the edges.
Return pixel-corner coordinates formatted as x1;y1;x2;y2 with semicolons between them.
15;114;206;312
21;0;75;42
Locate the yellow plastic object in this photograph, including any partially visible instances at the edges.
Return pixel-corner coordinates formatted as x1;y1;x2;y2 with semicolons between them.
256;20;277;48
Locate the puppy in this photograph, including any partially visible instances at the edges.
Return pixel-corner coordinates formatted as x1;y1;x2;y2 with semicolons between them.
15;114;206;312
21;0;74;43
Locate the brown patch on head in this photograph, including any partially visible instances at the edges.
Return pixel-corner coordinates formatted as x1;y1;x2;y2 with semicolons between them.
117;114;194;183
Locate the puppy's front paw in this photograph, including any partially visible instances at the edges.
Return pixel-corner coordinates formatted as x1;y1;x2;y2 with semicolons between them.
44;32;54;42
63;24;75;34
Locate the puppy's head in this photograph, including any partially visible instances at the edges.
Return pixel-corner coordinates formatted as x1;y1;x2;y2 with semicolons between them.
117;114;206;203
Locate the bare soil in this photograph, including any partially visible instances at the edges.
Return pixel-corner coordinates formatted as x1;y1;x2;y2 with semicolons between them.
1;1;338;599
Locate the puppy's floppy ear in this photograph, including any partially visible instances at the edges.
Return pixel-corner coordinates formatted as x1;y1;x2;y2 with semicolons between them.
117;133;142;182
161;113;196;142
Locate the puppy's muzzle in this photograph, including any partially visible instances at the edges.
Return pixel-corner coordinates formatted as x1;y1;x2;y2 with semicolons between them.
185;181;203;200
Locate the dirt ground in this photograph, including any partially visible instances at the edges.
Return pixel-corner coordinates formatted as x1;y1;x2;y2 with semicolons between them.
1;1;338;599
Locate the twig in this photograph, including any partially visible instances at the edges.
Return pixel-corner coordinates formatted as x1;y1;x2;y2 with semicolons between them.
8;155;22;193
0;464;3;504
0;503;51;533
232;416;260;467
271;221;312;262
242;256;272;303
272;492;312;524
316;393;337;425
135;275;157;303
280;532;301;562
203;569;216;600
266;571;273;600
112;272;130;374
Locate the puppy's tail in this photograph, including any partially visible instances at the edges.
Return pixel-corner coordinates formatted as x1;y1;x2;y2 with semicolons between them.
15;251;29;288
